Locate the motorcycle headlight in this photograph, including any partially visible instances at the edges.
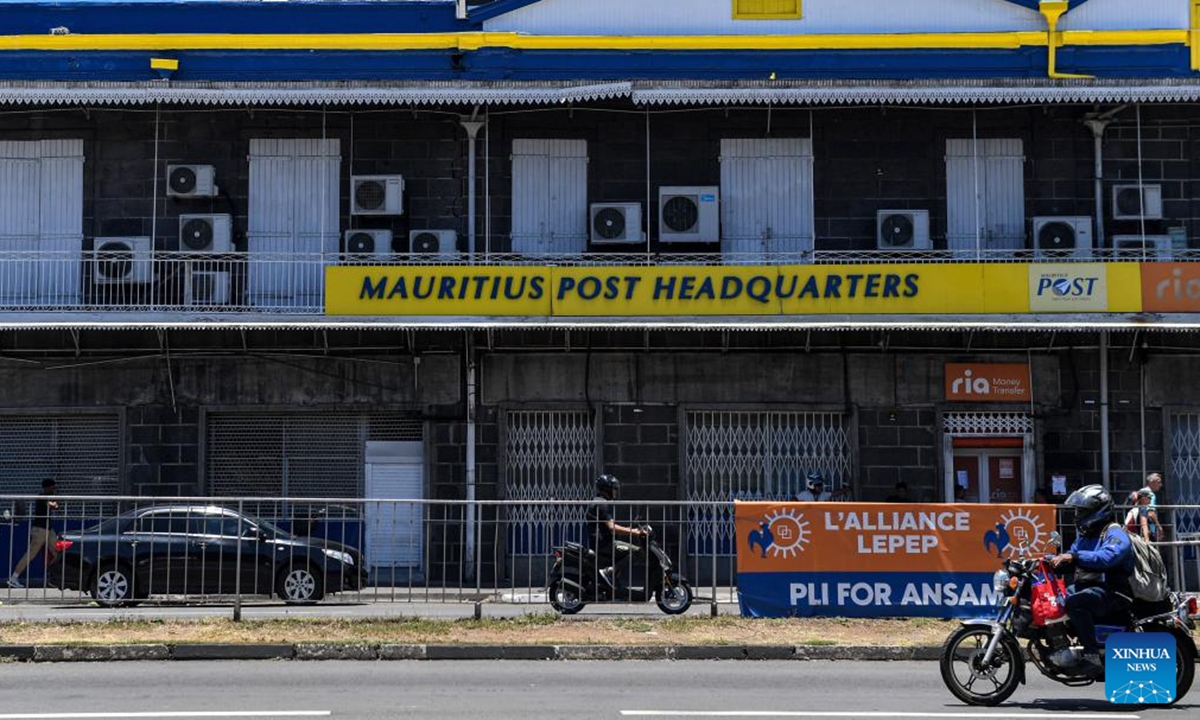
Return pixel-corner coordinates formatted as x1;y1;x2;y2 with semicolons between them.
322;549;354;566
993;569;1011;593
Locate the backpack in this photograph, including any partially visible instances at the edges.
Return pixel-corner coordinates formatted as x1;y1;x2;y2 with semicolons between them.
1108;522;1168;602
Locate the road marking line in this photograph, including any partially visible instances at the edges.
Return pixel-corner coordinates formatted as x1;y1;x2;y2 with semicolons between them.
0;713;331;719
620;713;1140;719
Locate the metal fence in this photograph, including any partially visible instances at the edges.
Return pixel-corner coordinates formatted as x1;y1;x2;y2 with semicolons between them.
0;249;1196;315
1;495;1197;611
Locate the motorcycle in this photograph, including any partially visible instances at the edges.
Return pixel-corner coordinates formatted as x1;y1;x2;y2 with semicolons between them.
548;523;693;615
940;533;1198;706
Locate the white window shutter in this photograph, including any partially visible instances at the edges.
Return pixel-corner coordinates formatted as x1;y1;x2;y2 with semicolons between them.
720;138;813;261
511;139;587;255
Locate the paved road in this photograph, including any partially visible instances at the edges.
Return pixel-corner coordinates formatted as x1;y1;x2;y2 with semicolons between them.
0;661;1191;719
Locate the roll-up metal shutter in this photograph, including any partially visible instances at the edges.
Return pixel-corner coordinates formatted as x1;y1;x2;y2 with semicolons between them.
205;411;423;507
0;412;121;504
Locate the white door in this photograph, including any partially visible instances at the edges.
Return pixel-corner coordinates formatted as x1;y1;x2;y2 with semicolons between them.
364;441;424;580
720;138;814;262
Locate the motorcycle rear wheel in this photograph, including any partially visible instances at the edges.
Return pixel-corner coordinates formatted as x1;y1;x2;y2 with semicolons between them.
1171;634;1195;704
940;626;1022;706
548;580;586;615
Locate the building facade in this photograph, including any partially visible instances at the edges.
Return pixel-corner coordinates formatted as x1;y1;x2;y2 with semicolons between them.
3;0;1200;582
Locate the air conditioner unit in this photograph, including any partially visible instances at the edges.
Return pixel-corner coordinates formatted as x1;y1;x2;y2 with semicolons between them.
179;214;234;253
409;229;458;258
351;175;404;216
658;186;719;243
1112;235;1174;261
92;236;153;284
1112;184;1163;220
166;164;218;198
185;269;230;305
590;202;645;245
876;210;932;250
1032;216;1093;259
342;229;394;260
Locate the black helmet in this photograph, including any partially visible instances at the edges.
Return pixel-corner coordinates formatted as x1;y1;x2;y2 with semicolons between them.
596;473;620;499
1064;484;1114;537
806;471;825;492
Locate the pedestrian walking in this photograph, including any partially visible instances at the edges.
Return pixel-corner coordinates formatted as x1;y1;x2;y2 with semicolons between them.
7;479;60;588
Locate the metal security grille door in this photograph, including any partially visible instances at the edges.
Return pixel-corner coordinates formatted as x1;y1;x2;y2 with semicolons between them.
247;138;340;308
720;138;815;261
946;138;1025;253
206;412;423;507
0;139;84;306
364;441;424;578
1168;413;1200;543
503;409;597;555
684;410;851;555
510;139;588;255
0;413;121;509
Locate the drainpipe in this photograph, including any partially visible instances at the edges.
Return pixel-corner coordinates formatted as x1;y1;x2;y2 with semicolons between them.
461;112;485;260
1039;1;1090;79
456;0;467;21
1100;330;1111;487
465;332;477;581
1083;118;1110;249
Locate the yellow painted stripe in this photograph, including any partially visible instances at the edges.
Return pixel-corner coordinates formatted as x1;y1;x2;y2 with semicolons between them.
0;29;1185;53
1192;0;1200;70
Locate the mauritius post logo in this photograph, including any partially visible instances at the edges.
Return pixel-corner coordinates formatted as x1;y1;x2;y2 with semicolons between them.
1106;632;1176;704
747;509;811;559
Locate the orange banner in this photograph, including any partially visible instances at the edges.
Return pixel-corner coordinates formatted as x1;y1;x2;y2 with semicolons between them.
945;363;1031;403
1141;263;1200;312
736;502;1056;575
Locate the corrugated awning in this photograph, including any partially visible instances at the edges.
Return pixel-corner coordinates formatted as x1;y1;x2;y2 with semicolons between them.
0;80;633;106
4;78;1200;107
630;79;1200;106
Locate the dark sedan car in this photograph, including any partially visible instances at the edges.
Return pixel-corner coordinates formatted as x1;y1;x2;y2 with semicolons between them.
48;505;368;606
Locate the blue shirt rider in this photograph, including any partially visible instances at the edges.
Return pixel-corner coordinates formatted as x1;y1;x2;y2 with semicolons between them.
1050;484;1134;676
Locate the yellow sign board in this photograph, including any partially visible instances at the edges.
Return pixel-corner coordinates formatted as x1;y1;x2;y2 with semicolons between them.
325;263;1145;317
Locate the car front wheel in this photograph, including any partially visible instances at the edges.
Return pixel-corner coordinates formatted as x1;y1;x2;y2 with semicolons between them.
276;564;324;604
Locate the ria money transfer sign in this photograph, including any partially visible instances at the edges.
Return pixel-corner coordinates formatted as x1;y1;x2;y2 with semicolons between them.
735;502;1057;618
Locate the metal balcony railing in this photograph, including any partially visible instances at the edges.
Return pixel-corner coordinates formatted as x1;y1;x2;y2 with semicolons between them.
0;248;1194;316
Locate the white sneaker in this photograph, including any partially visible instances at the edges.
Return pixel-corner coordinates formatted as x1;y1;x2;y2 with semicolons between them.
599;568;614;587
6;576;23;589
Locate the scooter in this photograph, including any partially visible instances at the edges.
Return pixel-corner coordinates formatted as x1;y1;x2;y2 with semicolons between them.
548;523;693;615
939;533;1198;706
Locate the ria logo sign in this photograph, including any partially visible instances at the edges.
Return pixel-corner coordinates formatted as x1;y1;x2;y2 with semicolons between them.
1106;632;1176;704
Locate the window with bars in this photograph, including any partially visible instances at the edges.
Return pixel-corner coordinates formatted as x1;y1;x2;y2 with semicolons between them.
502;408;597;556
205;411;423;512
733;0;802;20
0;412;121;515
1169;412;1200;541
684;409;850;556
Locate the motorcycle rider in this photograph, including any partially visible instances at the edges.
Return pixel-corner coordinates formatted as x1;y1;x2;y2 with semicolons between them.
1050;484;1135;676
587;473;646;588
797;471;832;502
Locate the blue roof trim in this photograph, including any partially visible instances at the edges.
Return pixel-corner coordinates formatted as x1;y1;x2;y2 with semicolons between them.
469;0;543;22
0;46;1187;83
0;2;466;35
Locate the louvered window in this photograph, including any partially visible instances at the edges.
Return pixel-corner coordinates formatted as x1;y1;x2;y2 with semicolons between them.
0;139;84;306
946;138;1026;253
720;138;815;259
733;0;802;20
205;411;423;511
0;413;121;513
510;139;588;256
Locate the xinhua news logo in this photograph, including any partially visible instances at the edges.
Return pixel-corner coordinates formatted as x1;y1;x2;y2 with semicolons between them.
1106;632;1176;704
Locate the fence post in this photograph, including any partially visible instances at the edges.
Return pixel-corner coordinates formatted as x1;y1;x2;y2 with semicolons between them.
233;499;243;622
711;502;719;617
